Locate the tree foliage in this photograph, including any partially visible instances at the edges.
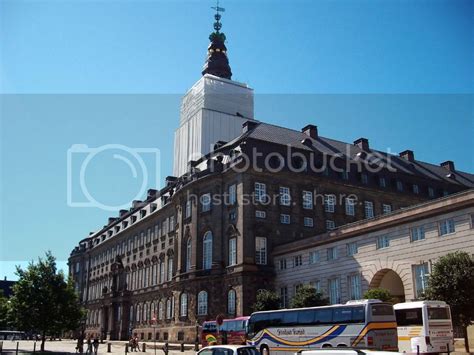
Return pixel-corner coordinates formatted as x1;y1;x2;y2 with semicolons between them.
424;252;474;329
363;288;393;303
0;290;8;329
290;285;329;308
253;289;281;312
8;252;84;350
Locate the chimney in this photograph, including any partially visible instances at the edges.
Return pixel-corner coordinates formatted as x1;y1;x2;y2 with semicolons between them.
147;189;158;198
302;124;318;139
132;200;143;209
187;160;199;172
242;120;258;133
119;209;128;217
108;217;117;225
213;141;227;151
440;160;455;172
354;138;369;151
399;150;415;162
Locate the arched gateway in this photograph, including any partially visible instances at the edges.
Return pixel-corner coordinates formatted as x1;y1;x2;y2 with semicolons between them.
369;268;406;303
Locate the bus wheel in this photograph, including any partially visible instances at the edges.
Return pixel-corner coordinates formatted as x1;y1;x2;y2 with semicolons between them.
260;345;270;355
322;344;332;348
337;344;348;348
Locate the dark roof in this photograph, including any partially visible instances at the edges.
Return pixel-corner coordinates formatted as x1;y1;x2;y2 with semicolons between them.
223;121;474;187
0;280;15;298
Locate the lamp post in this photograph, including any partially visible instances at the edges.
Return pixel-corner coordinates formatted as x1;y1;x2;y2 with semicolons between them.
151;314;157;355
194;320;199;351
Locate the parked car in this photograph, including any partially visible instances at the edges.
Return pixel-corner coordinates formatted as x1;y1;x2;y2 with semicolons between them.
198;345;260;355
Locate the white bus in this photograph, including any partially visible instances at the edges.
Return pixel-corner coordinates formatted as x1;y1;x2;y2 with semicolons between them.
394;301;454;354
246;300;398;355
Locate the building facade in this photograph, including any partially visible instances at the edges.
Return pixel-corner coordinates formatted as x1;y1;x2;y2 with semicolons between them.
68;8;474;343
274;190;474;306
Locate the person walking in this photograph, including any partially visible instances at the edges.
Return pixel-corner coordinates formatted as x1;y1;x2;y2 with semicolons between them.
76;336;84;354
86;336;93;354
93;337;99;355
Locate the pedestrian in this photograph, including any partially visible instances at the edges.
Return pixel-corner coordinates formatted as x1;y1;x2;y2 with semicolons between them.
93;337;99;354
86;336;93;353
76;336;84;354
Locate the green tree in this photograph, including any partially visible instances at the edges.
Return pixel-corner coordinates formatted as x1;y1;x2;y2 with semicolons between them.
363;288;393;303
290;285;329;308
424;252;474;353
8;252;84;351
0;290;9;329
253;289;281;312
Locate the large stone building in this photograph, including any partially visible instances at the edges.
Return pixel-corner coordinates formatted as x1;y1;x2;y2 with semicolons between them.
68;8;474;342
274;189;474;306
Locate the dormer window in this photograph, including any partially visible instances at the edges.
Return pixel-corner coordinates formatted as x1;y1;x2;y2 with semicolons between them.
131;215;137;224
140;210;147;219
122;221;128;229
150;203;157;212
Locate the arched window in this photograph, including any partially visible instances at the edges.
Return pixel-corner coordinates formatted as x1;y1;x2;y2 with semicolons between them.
166;298;172;319
180;293;188;317
158;300;164;320
203;232;213;270
197;290;208;315
159;260;165;283
228;289;236;315
186;238;192;272
167;256;173;281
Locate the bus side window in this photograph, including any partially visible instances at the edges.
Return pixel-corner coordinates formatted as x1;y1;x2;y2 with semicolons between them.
333;308;353;323
298;310;315;325
352;306;365;323
282;311;298;326
314;308;333;324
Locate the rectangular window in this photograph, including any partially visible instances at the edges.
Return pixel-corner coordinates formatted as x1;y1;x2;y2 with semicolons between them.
279;258;287;270
328;278;340;304
228;184;236;205
185;200;192;219
293;255;302;267
309;251;320;264
326;220;336;230
302;190;313;210
397;180;404;191
279;187;291;206
169;216;175;232
376;235;390;249
439;219;455;236
201;193;211;212
410;226;425;242
348;274;362;300
324;195;336;213
280;214;291;224
364;201;374;219
379;177;386;188
345;198;355;216
361;173;368;184
255;182;267;203
255;210;266;219
310;280;321;292
304;217;314;227
228;238;237;266
327;247;337;261
347;242;358;256
255;237;267;265
428;187;435;198
382;204;392;214
280;287;288;308
413;184;419;194
414;263;429;298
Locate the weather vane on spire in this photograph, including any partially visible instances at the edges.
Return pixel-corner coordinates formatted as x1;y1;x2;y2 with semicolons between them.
211;0;225;33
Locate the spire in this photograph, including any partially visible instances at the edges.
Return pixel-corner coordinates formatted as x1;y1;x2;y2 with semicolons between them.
202;0;232;80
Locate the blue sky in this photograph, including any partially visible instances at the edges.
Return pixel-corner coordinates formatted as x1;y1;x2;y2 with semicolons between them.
1;0;473;279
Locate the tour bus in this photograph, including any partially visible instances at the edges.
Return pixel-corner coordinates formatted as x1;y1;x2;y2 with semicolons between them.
201;316;250;346
394;301;454;354
0;330;26;340
246;300;398;355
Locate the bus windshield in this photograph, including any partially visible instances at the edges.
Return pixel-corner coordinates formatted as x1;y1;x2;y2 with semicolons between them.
428;307;450;320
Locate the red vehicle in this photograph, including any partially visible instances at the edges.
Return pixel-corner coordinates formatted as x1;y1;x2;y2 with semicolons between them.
201;316;249;346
